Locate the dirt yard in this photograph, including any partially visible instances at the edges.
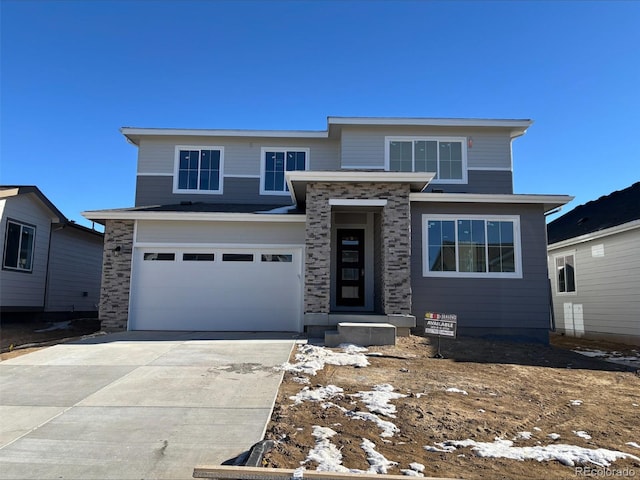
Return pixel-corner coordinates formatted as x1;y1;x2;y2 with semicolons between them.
264;334;640;479
0;318;101;360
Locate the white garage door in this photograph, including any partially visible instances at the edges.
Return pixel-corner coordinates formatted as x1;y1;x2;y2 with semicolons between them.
129;247;303;331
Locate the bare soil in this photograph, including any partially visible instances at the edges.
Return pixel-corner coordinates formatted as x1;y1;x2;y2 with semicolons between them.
264;334;640;479
0;317;101;360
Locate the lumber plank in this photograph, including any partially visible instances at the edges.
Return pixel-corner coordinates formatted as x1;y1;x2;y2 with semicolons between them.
193;465;463;480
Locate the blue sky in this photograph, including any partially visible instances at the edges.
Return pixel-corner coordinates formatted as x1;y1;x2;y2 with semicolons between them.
1;0;639;228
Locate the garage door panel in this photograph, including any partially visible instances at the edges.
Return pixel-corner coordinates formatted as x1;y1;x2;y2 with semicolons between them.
129;248;302;331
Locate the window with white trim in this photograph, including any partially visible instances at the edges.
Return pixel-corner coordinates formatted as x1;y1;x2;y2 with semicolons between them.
386;137;467;183
423;215;521;277
3;220;36;272
260;148;308;194
555;254;576;293
173;146;223;193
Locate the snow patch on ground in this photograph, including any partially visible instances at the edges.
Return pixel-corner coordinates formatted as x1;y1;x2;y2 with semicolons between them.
427;444;457;453
573;430;592;440
290;385;344;404
280;344;369;375
361;438;397;474
572;348;640;368
400;469;424;477
626;442;640;449
548;433;561;440
350;384;407;418
34;321;72;333
323;402;400;437
430;438;640;467
515;431;533;440
291;376;310;384
304;426;363;473
570;399;583;406
446;387;468;395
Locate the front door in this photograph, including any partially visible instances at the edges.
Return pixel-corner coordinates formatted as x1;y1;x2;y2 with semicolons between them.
336;229;365;307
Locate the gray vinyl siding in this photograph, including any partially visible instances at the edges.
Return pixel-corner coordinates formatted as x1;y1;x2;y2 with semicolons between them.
0;196;53;309
135;176;292;207
340;125;513;171
411;202;551;343
135;220;305;245
136;136;341;176
45;226;103;312
549;225;640;344
423;170;513;194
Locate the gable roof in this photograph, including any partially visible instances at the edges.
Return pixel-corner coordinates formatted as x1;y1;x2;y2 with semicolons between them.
547;182;640;244
1;185;103;237
0;185;66;223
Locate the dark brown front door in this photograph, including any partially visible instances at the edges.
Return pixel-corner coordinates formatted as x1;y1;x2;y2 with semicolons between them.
336;229;365;307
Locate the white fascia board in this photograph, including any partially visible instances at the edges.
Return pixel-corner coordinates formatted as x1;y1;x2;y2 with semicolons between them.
327;116;533;129
287;170;434;185
82;210;306;224
121;127;328;145
410;193;574;213
548;219;640;251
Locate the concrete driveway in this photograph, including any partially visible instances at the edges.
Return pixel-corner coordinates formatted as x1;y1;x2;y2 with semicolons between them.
0;331;298;480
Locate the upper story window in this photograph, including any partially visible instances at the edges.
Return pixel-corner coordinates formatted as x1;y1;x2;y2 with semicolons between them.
3;219;36;273
555;253;576;294
423;214;522;278
260;148;308;195
386;137;467;184
173;146;224;194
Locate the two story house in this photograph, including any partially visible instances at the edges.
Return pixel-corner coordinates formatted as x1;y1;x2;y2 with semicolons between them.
83;116;572;343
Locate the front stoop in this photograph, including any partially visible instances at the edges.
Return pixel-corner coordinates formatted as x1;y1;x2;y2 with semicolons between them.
324;322;396;347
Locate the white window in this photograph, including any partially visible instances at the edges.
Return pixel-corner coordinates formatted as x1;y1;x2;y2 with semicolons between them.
3;220;36;272
260;148;308;195
173;146;224;194
422;214;522;278
386;137;467;183
555;253;576;293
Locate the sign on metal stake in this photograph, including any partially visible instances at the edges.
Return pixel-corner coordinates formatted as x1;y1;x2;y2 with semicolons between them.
424;312;457;358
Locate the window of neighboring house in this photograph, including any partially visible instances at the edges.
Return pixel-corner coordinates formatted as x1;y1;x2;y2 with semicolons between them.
3;220;36;272
174;147;223;193
555;254;576;293
386;137;467;183
261;148;308;194
423;215;522;278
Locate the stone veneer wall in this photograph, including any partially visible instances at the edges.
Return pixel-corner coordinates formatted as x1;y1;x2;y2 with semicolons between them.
304;182;412;315
99;219;134;331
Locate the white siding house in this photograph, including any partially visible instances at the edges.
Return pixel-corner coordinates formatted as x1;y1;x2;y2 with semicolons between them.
547;182;640;345
0;186;103;318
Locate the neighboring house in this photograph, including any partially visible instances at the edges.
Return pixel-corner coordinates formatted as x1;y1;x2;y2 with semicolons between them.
547;182;640;345
0;186;104;319
83;116;572;343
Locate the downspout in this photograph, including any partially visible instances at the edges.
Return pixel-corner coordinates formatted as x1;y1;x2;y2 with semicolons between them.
43;222;66;315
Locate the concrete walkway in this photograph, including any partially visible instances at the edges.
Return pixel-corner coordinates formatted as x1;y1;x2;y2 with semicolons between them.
0;331;298;480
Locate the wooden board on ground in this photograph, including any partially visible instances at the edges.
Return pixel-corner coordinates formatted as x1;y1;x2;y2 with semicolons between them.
193;465;463;480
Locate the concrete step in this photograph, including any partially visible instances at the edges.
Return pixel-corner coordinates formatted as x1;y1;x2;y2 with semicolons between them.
324;322;396;348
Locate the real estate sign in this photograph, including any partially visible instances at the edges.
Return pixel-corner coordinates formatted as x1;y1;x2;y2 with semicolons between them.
424;312;457;338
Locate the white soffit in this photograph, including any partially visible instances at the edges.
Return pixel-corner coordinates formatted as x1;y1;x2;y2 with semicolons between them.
410;193;574;213
286;171;434;206
82;210;306;224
